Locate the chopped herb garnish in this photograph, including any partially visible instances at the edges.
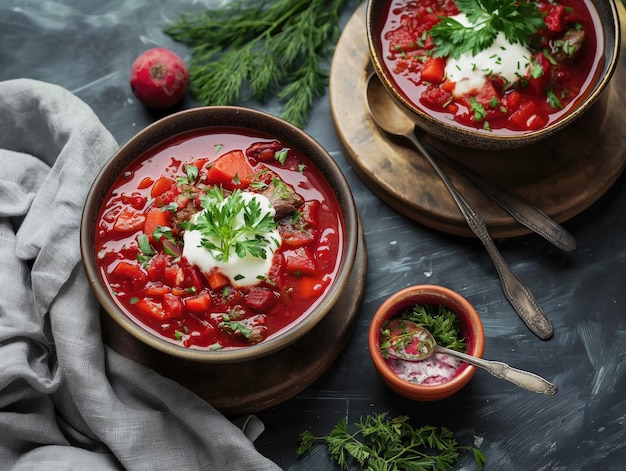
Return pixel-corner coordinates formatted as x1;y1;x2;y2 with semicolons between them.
275;148;289;165
181;186;279;263
547;88;564;109
176;163;199;187
430;0;544;59
469;97;488;121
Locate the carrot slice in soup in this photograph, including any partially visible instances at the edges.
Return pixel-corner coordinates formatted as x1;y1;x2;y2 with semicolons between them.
207;150;254;190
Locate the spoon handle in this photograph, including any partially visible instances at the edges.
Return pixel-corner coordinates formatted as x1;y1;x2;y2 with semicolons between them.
406;134;554;340
422;142;576;252
435;346;558;396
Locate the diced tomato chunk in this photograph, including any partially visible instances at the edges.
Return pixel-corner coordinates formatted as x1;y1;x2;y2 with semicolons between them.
207;150;255;190
162;294;184;319
246;287;278;311
147;253;167;282
164;265;184;287
285;247;316;276
420;85;453;111
144;208;171;242
208;270;230;290
508;100;547;131
527;53;552;96
185;292;212;313
134;299;163;319
421;57;446;84
111;261;148;284
121;192;147;210
113;208;145;233
137;177;154;190
296;276;322;299
150;176;176;198
144;286;170;297
179;257;206;293
544;4;566;32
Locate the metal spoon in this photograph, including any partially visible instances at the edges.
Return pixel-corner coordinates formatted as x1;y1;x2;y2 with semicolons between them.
364;73;575;252
384;319;558;396
365;72;554;340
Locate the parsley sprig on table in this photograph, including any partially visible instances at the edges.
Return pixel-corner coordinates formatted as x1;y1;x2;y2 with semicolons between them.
164;0;353;128
181;187;278;263
430;0;545;59
298;413;487;470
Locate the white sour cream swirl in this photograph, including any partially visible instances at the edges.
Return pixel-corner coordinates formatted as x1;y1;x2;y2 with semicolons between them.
183;191;281;288
444;13;532;96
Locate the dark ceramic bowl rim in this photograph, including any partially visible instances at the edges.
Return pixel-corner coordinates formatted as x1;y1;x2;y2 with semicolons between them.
80;106;358;363
366;0;621;149
368;285;485;399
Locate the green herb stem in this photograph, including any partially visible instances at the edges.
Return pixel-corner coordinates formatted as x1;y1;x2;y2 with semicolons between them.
164;0;354;128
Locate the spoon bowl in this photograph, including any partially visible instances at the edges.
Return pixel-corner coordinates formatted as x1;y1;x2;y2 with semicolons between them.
369;285;484;401
383;319;558;396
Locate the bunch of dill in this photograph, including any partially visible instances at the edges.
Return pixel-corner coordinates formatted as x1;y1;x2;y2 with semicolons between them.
164;0;355;128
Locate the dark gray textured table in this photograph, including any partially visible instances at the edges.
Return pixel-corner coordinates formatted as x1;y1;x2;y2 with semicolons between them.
3;1;624;469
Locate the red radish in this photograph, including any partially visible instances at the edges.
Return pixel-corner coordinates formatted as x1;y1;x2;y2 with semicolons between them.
130;47;189;109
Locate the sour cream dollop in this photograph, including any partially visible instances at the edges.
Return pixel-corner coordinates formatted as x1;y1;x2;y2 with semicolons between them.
183;191;281;288
444;13;532;96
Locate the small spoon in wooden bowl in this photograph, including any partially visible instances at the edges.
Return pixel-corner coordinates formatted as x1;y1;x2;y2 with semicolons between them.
384;319;558;396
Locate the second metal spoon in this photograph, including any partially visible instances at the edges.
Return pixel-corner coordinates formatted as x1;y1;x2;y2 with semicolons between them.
365;73;554;340
384;319;558;396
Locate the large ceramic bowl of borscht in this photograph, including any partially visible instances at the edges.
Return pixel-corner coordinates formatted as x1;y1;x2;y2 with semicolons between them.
367;0;620;150
80;106;358;363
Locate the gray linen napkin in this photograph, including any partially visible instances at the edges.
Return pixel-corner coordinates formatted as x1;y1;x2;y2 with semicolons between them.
0;79;281;470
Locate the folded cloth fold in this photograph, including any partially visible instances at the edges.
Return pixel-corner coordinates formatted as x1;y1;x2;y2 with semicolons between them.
0;79;281;470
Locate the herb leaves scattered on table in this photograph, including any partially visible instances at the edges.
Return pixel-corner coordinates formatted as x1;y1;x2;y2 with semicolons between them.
164;0;354;128
298;412;486;470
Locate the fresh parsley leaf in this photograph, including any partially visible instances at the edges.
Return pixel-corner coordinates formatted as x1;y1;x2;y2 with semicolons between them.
183;187;279;263
177;164;199;187
547;88;564;109
430;0;545;59
298;413;487;470
274;148;289;165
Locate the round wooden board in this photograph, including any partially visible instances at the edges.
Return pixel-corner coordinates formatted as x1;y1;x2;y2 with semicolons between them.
330;4;626;238
102;220;367;416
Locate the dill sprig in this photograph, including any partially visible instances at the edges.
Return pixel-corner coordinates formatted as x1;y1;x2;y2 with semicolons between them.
163;0;353;128
430;0;545;59
298;413;487;470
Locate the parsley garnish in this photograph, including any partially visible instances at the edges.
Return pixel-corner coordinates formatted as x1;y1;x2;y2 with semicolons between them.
176;164;199;187
298;413;487;470
274;148;289;165
182;187;279;263
430;0;545;59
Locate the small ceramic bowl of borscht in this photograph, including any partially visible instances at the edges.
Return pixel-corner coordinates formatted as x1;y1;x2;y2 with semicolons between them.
366;0;620;150
369;284;485;401
81;106;358;363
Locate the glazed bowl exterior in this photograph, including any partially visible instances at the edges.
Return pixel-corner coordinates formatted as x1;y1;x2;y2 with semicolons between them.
81;106;358;363
366;0;621;150
369;285;485;401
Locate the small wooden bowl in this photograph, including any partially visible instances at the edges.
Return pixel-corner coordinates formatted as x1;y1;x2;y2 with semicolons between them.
369;285;485;401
